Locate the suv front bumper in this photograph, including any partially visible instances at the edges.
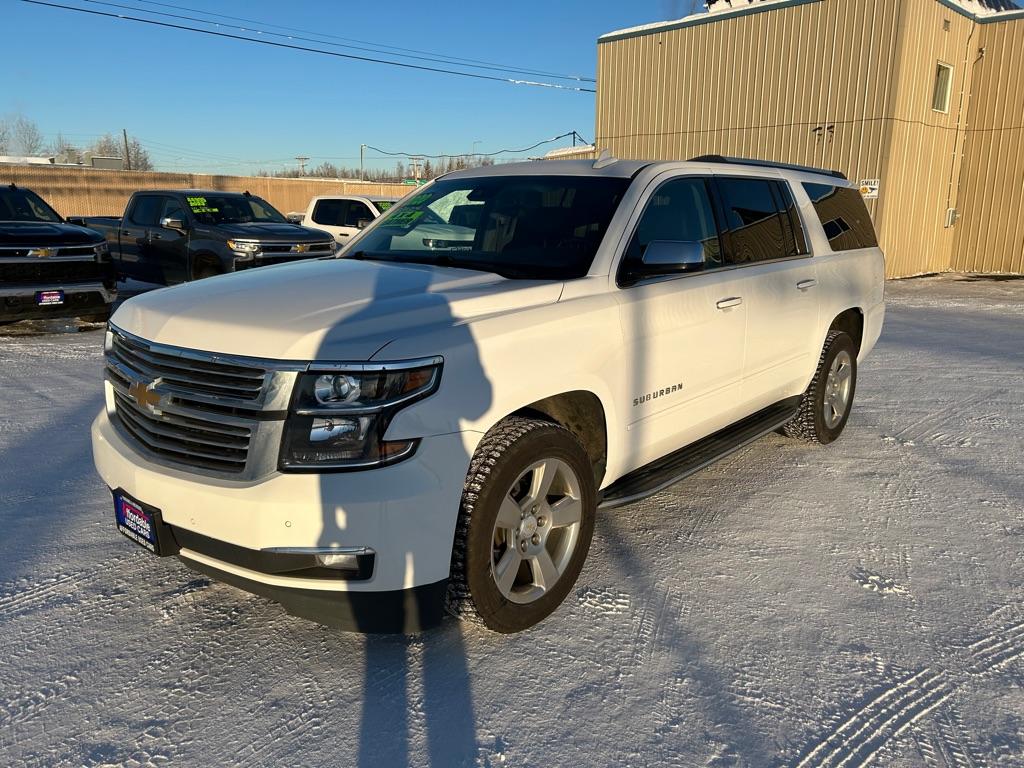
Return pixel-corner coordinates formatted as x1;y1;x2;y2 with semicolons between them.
92;408;476;631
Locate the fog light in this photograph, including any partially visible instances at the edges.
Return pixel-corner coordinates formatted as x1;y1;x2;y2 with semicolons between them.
315;552;360;570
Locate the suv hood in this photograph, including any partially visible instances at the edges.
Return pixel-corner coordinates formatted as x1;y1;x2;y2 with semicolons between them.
111;258;563;361
212;222;332;241
0;220;104;246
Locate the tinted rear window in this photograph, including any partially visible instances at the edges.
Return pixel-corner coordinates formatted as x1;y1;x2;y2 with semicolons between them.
803;183;879;251
716;178;788;264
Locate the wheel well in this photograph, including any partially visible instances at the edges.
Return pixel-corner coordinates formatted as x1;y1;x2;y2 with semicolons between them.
515;391;607;487
190;252;221;277
829;308;864;355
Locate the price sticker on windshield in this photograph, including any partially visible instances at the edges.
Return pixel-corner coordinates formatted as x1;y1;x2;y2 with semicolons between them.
186;196;219;214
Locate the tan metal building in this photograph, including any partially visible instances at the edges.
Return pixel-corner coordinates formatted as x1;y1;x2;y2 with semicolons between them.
594;0;1024;277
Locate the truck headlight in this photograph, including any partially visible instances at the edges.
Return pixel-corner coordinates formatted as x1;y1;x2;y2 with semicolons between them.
227;239;260;260
279;358;442;471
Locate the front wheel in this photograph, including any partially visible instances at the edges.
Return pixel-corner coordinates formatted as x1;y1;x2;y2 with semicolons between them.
447;417;596;633
783;330;857;444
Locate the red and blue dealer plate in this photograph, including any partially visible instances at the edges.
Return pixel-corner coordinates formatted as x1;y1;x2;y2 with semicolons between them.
113;491;173;555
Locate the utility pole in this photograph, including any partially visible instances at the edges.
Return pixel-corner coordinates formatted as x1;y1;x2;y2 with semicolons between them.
122;128;132;171
295;155;310;175
360;144;366;181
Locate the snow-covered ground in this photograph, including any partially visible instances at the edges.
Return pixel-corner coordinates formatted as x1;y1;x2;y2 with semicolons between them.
0;275;1022;768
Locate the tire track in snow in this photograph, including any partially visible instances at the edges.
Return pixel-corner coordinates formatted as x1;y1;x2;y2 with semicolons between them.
966;618;1024;676
0;674;81;729
789;667;954;768
893;388;1001;445
0;553;138;619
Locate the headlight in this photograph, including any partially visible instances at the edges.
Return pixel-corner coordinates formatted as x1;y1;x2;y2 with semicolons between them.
227;239;260;258
279;358;442;471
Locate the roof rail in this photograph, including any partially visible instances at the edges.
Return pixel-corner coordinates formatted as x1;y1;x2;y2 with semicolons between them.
689;154;848;180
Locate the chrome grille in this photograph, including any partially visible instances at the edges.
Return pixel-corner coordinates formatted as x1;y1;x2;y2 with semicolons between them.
112;388;251;473
104;328;297;477
108;330;268;405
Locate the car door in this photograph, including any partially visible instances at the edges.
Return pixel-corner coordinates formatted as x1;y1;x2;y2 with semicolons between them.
712;176;820;411
614;175;749;469
148;196;191;284
118;195;162;283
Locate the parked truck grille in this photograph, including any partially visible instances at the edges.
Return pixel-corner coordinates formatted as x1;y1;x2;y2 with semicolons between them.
0;260;108;285
104;328;285;476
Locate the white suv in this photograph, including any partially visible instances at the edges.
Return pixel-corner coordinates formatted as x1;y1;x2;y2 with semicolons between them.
92;156;885;633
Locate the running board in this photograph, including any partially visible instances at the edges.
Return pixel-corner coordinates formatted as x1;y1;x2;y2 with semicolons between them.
598;397;801;510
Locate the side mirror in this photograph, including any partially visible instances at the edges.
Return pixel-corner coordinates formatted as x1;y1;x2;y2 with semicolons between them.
356;218;372;230
640;240;706;275
160;216;186;232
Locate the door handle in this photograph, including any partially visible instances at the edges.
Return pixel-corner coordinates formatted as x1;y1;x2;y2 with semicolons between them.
716;297;743;310
797;279;817;291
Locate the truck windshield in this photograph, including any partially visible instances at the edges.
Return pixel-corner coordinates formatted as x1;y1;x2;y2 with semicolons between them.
186;194;287;225
346;175;630;280
0;188;63;223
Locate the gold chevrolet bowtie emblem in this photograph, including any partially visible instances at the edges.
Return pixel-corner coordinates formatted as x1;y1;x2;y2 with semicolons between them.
27;247;55;258
128;377;164;415
293;243;308;253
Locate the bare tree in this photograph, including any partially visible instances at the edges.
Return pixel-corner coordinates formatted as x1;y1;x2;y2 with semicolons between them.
0;120;9;155
9;115;46;156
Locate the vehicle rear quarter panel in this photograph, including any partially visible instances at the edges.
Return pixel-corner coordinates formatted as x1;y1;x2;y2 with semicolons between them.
814;247;886;362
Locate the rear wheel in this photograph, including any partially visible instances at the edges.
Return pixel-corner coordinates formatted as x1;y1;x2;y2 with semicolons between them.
447;417;596;633
783;330;857;444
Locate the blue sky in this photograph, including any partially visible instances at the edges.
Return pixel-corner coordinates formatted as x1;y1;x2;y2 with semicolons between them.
1;1;694;175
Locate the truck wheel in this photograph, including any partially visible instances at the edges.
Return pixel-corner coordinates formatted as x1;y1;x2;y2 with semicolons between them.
783;330;857;444
77;311;109;324
447;417;596;633
191;262;220;281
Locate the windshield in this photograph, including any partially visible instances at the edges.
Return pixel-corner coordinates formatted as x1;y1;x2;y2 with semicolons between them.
0;188;63;223
185;194;287;225
347;175;630;280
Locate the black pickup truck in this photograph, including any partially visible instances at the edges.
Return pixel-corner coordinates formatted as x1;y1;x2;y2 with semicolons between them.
1;184;116;324
74;190;335;285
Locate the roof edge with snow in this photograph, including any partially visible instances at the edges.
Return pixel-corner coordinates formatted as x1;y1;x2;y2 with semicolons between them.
599;0;1024;45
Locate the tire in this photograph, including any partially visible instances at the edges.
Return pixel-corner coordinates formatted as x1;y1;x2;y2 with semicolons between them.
77;311;110;323
447;417;597;633
783;330;857;444
190;261;220;281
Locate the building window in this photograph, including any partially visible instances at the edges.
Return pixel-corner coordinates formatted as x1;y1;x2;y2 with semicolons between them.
933;62;954;113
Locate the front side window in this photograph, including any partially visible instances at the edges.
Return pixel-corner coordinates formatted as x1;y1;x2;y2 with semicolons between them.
0;188;63;223
933;62;954;113
345;201;374;227
348;175;630;280
716;178;787;264
803;183;879;251
619;177;722;283
160;197;188;222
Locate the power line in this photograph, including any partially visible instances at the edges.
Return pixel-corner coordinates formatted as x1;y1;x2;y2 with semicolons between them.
125;0;596;83
79;0;595;84
19;0;596;93
363;131;589;159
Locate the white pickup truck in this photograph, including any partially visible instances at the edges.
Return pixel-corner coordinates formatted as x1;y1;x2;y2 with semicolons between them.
91;156;885;633
299;194;400;245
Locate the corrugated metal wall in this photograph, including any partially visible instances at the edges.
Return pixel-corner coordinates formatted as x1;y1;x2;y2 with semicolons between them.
595;0;1024;277
952;17;1024;273
0;166;411;218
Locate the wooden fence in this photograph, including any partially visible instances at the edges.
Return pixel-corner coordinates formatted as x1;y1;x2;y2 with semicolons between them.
2;165;414;218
